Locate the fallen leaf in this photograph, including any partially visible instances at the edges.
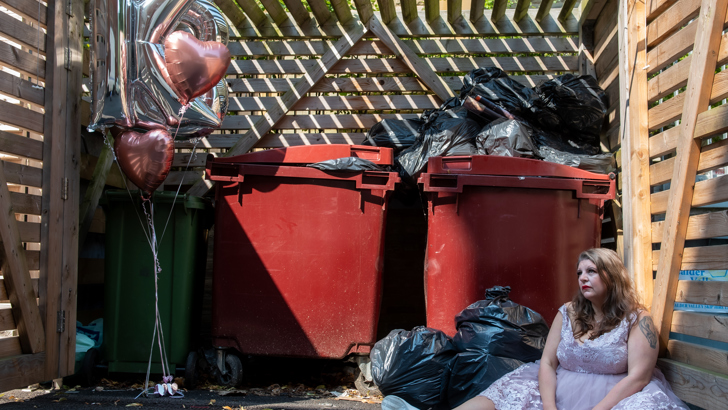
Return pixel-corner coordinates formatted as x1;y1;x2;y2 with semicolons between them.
125;403;143;407
208;399;216;405
52;398;67;403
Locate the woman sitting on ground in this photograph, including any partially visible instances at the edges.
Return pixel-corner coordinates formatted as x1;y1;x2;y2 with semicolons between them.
455;248;687;410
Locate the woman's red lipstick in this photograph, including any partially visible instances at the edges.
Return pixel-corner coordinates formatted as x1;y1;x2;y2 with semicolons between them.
581;285;591;290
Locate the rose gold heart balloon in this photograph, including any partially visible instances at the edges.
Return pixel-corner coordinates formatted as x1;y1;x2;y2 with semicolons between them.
115;129;175;194
164;31;231;105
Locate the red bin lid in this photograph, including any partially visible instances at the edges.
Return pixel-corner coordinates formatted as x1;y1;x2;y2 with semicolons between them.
210;145;394;166
426;155;612;180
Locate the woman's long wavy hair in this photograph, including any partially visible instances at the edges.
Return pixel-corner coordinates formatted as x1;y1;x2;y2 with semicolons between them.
570;248;643;340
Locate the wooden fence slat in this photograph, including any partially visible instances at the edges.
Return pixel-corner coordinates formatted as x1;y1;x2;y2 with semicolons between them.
400;0;417;23
491;0;507;22
188;23;367;197
237;0;267;26
307;0;334;26
652;0;728;357
0;41;45;80
649;69;728;130
0;71;44;107
649;137;728;186
176;132;370;150
226;56;580;75
646;0;700;48
695;100;728;140
227;95;441;112
619;0;653;308
0;352;46;395
425;0;439;22
558;0;580;23
536;0;556;22
657;358;728;409
258;0;288;26
671;310;728;343
280;0;310;27
652;244;728;270
666;340;728;380
2;161;43;188
0;101;44;134
651;174;728;214
447;0;463;24
0;10;46;53
0;254;39;281
227;74;554;94
648;126;680;158
221;113;421;130
10;192;42;216
652;210;728;242
0;336;22;358
646;19;697;76
0;162;44;354
0;307;16;334
513;0;531;22
0;0;47;25
213;0;249;29
354;0;374;24
647;0;679;21
674;280;728;308
330;0;353;24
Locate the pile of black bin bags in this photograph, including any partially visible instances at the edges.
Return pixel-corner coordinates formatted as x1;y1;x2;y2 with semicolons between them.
371;286;550;410
362;67;616;184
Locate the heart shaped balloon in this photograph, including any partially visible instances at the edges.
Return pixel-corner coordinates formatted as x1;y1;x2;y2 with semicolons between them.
115;129;175;194
164;31;231;105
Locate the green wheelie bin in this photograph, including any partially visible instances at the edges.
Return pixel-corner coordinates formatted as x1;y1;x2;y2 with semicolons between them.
102;191;212;376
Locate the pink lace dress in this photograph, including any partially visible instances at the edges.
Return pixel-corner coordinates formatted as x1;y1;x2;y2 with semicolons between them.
479;304;687;409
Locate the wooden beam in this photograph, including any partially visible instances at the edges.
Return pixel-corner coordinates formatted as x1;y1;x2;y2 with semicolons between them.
355;0;375;24
367;16;455;101
259;0;289;26
657;358;728;409
0;0;47;26
0;100;44;134
470;0;485;22
425;0;440;23
281;0;312;27
647;0;679;22
41;0;83;380
491;0;507;22
330;0;354;24
448;0;463;24
78;134;113;249
186;23;367;197
0;352;46;393
646;0;700;48
674;280;728;308
558;0;580;23
514;0;532;22
307;0;335;25
237;0;268;26
652;0;728;357
652;210;728;242
619;0;653;308
0;163;44;354
400;0;418;24
666;340;728;378
652;244;728;270
0;71;45;107
0;11;46;53
536;0;556;22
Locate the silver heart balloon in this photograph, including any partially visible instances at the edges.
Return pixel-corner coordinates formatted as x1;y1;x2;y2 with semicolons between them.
88;0;230;139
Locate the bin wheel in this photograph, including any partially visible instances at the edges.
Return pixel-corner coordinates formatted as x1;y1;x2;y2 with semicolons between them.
354;371;381;397
216;354;242;387
81;347;101;387
185;351;198;389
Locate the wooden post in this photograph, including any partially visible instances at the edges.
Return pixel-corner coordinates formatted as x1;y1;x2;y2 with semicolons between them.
652;0;728;356
0;163;45;354
41;0;83;379
186;22;367;197
619;0;653;308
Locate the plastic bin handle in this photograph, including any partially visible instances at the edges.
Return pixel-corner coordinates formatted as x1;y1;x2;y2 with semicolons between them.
421;173;616;200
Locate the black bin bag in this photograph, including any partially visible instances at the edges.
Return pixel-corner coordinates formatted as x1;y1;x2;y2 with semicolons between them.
363;118;424;153
371;327;458;409
447;286;550;408
395;106;481;184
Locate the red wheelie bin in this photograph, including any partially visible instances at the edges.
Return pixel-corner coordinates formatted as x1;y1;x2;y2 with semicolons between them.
419;155;615;335
206;145;399;383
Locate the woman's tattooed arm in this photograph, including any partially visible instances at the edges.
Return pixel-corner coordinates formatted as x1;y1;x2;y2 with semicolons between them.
639;316;658;349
